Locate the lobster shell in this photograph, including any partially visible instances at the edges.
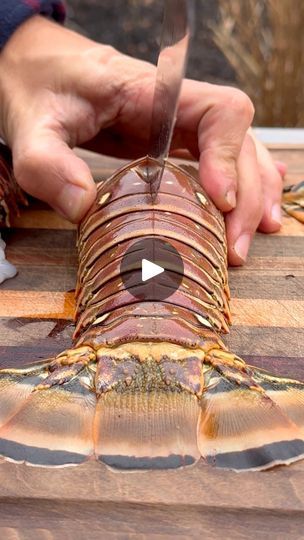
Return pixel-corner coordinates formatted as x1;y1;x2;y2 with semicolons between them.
0;142;27;227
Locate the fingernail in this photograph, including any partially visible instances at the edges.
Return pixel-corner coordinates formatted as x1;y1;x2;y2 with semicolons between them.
234;233;251;263
271;203;282;226
57;183;87;222
225;189;236;209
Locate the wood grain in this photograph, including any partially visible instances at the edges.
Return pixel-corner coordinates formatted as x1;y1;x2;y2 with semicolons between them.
231;298;304;327
0;266;76;291
0;147;303;539
225;326;304;357
11;206;75;230
229;273;304;299
0;291;75;318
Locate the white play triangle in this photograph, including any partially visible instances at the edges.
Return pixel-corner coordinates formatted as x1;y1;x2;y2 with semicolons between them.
141;258;164;282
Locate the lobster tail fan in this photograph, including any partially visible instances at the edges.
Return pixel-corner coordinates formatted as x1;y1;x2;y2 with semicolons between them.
198;363;304;471
93;349;202;470
94;390;201;470
282;181;304;223
1;352;304;472
0;358;96;466
253;369;304;431
0;348;202;470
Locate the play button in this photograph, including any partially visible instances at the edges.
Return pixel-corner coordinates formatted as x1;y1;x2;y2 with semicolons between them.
142;259;164;282
120;238;184;301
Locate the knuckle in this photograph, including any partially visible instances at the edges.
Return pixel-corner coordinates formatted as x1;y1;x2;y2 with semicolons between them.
259;163;282;188
225;88;255;122
85;44;118;64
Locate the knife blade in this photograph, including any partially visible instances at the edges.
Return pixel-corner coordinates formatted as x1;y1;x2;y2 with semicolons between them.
145;0;195;200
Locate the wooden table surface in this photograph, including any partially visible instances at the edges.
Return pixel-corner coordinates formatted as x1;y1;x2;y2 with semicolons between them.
0;146;303;539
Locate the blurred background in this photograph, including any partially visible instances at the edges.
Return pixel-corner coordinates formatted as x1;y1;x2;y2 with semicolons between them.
66;0;303;127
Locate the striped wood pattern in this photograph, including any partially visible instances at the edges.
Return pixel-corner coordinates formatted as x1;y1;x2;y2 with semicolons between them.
0;147;303;539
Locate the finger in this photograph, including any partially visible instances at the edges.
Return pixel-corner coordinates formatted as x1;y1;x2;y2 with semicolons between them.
253;137;283;233
274;160;287;177
226;134;263;266
176;81;255;212
13;130;96;223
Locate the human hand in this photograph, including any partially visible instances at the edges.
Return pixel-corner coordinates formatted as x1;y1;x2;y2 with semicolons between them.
0;16;283;265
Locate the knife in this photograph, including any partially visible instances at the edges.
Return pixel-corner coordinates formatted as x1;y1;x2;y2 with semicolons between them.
145;0;195;200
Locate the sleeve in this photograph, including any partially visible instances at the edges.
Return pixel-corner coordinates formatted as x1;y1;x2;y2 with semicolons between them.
0;1;66;49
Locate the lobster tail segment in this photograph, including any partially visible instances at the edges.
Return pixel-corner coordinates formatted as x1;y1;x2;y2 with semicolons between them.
92;344;204;470
94;391;201;470
0;349;96;466
198;350;304;471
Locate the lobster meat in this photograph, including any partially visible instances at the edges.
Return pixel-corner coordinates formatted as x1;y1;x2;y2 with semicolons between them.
0;150;304;472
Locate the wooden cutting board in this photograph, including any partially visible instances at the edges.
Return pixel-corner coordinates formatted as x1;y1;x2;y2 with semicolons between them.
0;147;303;539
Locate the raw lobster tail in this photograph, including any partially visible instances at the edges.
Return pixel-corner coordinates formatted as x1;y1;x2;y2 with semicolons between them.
282;181;304;223
0;155;304;472
0;145;27;284
0;143;27;227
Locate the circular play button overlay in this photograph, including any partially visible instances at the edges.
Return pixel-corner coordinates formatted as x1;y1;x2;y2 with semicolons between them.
120;238;184;301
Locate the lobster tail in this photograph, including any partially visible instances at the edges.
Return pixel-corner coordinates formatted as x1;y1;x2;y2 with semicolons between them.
0;143;27;283
0;142;27;227
0;155;303;472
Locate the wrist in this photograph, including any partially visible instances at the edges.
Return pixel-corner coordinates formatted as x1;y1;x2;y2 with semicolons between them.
0;1;65;50
1;15;69;62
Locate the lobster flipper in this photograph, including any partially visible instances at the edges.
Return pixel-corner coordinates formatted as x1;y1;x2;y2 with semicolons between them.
198;350;304;471
0;350;96;466
282;180;304;223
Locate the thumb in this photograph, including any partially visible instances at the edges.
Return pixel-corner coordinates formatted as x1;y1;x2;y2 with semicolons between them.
13;132;97;223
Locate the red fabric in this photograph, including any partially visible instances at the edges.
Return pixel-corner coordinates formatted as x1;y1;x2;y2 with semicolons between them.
24;0;40;8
